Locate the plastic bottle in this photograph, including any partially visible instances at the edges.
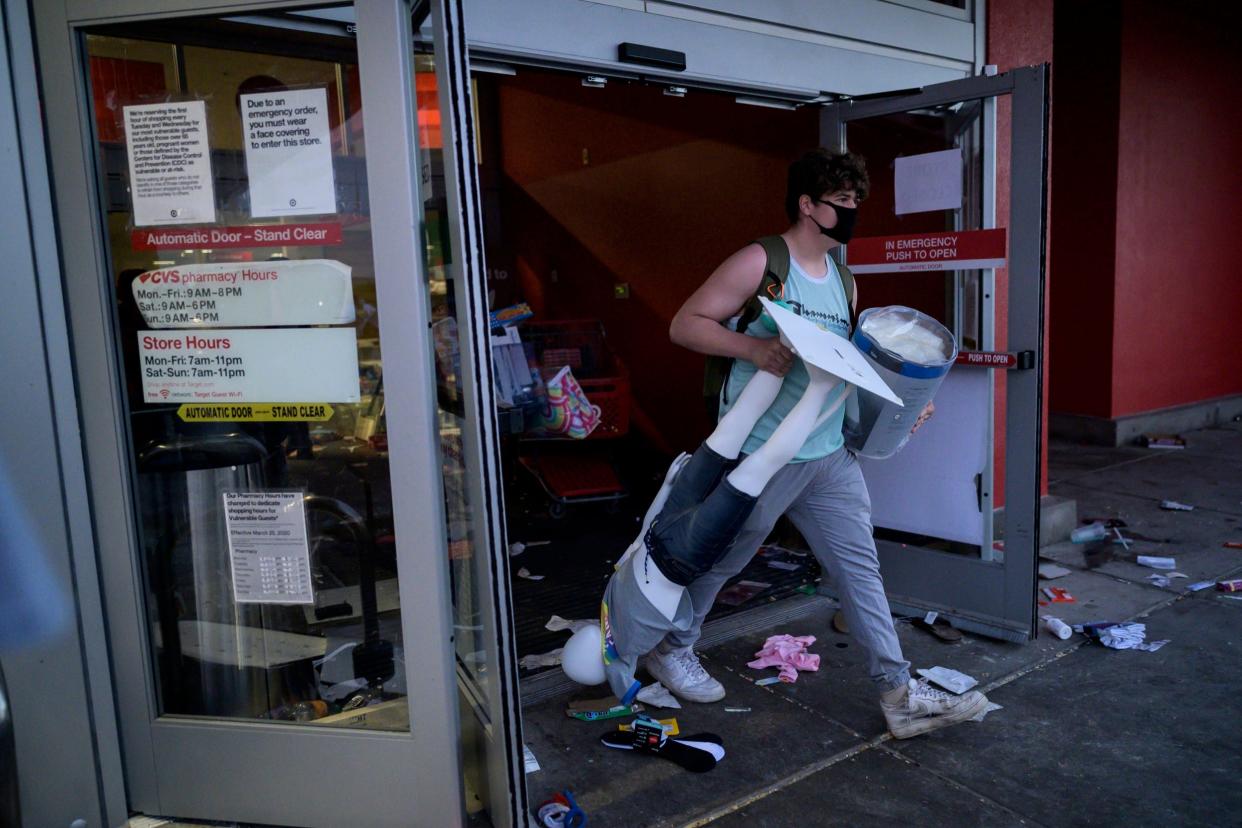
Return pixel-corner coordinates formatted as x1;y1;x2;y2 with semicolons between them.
1070;522;1108;543
1043;616;1073;640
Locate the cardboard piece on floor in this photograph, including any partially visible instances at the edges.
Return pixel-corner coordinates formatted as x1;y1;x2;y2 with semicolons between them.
760;297;902;405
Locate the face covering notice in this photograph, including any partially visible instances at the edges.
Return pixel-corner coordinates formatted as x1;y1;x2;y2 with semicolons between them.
240;87;337;217
123;100;217;226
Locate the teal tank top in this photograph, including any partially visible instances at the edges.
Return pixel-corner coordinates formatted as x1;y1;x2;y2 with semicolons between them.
720;252;852;462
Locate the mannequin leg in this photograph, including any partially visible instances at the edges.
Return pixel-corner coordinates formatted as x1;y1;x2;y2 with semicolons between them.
706;369;783;460
727;363;844;496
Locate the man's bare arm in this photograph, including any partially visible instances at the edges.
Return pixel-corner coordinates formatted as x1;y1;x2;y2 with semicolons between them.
670;243;794;376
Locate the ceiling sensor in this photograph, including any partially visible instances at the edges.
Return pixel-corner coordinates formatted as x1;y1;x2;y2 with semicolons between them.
664;85;687;98
581;75;607;88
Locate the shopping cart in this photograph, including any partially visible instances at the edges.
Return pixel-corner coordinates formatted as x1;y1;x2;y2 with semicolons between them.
518;319;630;518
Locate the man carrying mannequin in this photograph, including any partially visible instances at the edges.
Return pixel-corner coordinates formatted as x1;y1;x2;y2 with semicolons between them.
649;149;987;739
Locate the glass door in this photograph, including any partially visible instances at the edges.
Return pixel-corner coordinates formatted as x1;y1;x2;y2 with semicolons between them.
821;67;1049;641
31;1;514;825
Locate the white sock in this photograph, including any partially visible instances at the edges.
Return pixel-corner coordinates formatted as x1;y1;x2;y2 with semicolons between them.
727;365;839;496
706;370;783;460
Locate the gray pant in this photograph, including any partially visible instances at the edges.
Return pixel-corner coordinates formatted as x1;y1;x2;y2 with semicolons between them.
662;447;911;694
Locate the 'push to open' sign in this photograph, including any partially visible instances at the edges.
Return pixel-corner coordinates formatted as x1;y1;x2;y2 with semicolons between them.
847;229;1006;274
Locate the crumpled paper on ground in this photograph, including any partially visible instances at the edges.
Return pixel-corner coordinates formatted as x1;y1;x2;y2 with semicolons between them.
519;648;564;670
636;681;682;709
747;634;820;683
1094;622;1170;652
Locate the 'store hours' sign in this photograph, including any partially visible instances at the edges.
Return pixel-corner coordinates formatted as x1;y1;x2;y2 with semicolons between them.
138;328;359;404
846;229;1006;274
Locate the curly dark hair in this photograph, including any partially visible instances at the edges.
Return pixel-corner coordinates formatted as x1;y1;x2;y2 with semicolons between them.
784;149;869;222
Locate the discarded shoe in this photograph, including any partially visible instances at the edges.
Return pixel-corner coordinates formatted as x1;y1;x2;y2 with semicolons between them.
881;678;989;739
646;646;725;703
913;616;962;642
600;718;724;773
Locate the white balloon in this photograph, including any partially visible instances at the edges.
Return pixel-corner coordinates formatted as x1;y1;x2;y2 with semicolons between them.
561;624;606;685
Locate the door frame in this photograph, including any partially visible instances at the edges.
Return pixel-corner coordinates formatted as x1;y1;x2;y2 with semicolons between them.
31;1;481;824
821;66;1050;642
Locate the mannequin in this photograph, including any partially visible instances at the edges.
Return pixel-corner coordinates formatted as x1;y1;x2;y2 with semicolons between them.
563;308;867;702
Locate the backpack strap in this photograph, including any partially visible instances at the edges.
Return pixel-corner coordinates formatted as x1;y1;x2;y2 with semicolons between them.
734;236;790;338
836;259;857;332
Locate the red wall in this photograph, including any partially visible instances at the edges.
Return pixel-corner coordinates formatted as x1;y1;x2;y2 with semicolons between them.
1110;2;1242;416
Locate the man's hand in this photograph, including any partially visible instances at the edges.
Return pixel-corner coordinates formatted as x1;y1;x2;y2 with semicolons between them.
749;337;795;376
910;401;935;434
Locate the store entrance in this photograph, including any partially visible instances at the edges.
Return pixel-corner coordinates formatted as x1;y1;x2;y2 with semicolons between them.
470;67;835;688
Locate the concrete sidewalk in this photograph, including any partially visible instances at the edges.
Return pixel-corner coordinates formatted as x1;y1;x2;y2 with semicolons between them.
522;420;1242;826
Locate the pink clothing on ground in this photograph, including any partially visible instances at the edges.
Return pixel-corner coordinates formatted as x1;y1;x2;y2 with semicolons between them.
747;634;820;683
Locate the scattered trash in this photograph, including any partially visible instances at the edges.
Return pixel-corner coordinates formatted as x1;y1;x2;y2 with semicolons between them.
1138;434;1185;449
509;540;550;557
537;790;586;827
795;583;819;596
1042;616;1073;640
1187;580;1215;591
1074;621;1169;652
1222;595;1242;602
747;634;820;683
724;707;751;713
916;666;978;694
766;560;802;572
1082;540;1116;569
1160;500;1195;511
1111;526;1132;550
524;744;541;774
1070;522;1109;543
546;615;594;634
1217;579;1242;592
1137;555;1177;570
1041;586;1076;603
618;717;679;735
970;701;1003;722
520;648;564;670
1146;572;1188;588
913;615;963;642
517;567;545;581
636;682;681;710
715;580;772;606
1223;542;1242;550
1038;562;1072;580
600;717;724;773
755;676;783;687
832;609;849;635
566;696;643;722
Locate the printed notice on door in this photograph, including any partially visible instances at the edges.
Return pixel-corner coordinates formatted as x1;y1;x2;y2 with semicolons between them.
123;101;216;226
224;492;314;605
240;87;337;217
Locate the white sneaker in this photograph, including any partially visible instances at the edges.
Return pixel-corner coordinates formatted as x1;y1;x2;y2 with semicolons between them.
645;646;726;703
881;678;989;739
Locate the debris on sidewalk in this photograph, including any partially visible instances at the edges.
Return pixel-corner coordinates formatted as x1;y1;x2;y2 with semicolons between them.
537;790;586;826
1042;616;1073;639
747;634;820;683
1138;433;1186;449
1160;500;1195;511
916;666;978;694
767;560;802;571
1074;621;1169;652
913;613;963;642
566;696;643;722
1041;586;1076;603
970;701;1003;722
724;707;751;713
1137;555;1177;570
521;648;564;670
618;717;679;735
1039;562;1072;579
1216;579;1242;592
546;615;594;633
517;567;545;581
715;580;772;606
1187;580;1215;591
755;676;783;686
1223;542;1242;549
1146;572;1188;589
524;744;541;774
636;682;681;710
1071;522;1109;543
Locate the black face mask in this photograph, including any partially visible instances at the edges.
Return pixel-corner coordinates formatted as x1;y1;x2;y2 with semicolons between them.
812;203;857;244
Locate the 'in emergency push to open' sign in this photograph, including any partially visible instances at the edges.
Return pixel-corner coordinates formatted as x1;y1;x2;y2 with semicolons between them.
846;229;1007;274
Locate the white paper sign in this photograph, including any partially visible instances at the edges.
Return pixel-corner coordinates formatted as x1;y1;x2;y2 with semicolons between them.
123;101;217;226
132;259;355;328
224;492;314;605
241;88;337;217
894;148;962;215
760;298;902;405
138;327;360;403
